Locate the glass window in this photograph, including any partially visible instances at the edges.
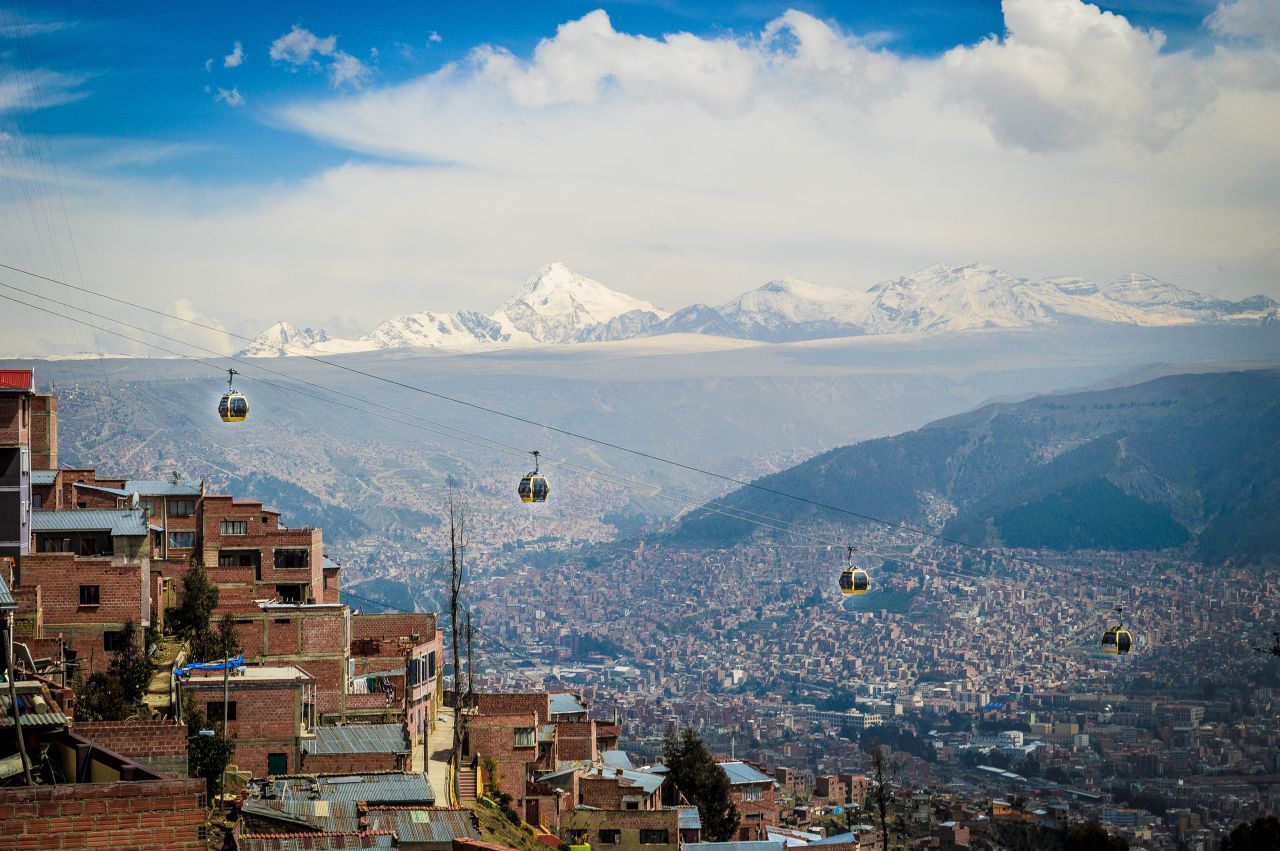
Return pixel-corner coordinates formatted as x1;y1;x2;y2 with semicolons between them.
639;830;669;845
168;499;194;517
274;548;310;569
598;831;621;845
207;700;237;721
514;727;536;748
168;531;195;549
79;585;100;606
104;630;125;652
220;520;248;535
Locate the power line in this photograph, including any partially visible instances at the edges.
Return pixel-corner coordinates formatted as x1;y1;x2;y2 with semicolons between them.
0;283;1130;610
0;258;1099;575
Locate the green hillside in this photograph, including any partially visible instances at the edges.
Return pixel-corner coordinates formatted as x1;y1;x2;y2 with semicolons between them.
667;369;1280;567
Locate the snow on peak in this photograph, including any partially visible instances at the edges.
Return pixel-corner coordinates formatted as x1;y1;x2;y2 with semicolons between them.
718;277;870;329
237;322;336;357
494;262;669;344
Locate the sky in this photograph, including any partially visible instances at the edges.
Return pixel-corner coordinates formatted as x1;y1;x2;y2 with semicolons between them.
0;0;1278;354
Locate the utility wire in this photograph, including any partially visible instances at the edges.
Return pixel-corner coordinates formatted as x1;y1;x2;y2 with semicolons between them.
0;284;1125;608
0;258;1102;576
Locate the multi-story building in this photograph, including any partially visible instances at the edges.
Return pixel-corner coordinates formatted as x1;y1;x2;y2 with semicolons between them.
720;760;780;841
0;370;35;570
177;663;318;777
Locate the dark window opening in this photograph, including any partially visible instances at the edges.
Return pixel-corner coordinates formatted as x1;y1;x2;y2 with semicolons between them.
639;830;669;845
207;700;237;721
104;630;126;652
79;585;100;606
274;548;310;569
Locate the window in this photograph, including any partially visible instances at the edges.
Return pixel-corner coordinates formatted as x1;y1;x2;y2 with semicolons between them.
32;493;41;509
79;585;100;606
219;520;248;535
168;531;194;549
639;830;669;845
168;499;194;517
274;548;309;569
598;830;621;845
514;727;536;748
625;801;640;810
207;701;237;721
103;630;125;652
266;753;288;776
740;786;763;801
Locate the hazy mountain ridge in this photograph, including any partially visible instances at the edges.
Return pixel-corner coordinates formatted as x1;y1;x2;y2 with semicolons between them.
237;262;1278;357
666;369;1280;567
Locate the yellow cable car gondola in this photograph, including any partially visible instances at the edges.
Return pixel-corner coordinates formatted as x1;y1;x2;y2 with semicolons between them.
218;368;248;423
838;546;869;595
1101;607;1132;655
518;450;549;503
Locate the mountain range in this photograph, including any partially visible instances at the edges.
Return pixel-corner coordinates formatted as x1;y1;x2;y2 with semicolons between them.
666;369;1280;568
237;262;1279;356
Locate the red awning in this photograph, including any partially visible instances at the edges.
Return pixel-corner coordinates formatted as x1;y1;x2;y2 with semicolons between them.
0;369;34;393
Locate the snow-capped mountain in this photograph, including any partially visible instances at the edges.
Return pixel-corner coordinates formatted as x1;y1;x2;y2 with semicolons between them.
236;322;375;357
239;262;1277;356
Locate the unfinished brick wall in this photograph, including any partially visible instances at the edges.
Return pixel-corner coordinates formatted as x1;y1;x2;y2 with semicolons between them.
0;395;29;445
474;692;551;724
22;555;145;625
180;674;307;777
556;720;599;762
72;720;189;779
351;612;435;642
466;712;539;802
0;777;207;850
300;750;406;774
29;393;56;469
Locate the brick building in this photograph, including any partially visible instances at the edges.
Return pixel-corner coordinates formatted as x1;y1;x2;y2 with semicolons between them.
300;724;410;774
561;806;681;851
70;720;190;778
719;761;780;841
177;664;318;777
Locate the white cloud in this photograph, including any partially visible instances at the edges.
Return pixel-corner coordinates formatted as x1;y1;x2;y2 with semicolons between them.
224;41;245;68
269;24;369;88
428;31;442;44
4;1;1280;355
944;0;1219;151
0;67;88;112
203;58;213;73
270;25;337;65
1207;0;1280;45
214;87;245;107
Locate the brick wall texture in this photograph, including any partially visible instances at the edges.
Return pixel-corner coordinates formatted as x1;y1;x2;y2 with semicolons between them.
72;720;189;779
0;778;207;850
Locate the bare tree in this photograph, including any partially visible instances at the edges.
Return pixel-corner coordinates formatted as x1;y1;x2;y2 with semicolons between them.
864;740;901;851
446;489;468;802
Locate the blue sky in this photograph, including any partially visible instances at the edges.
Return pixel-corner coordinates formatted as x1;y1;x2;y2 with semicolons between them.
0;0;1277;353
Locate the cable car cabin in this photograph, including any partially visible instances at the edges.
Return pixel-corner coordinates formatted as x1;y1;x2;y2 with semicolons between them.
1101;628;1133;655
518;472;549;503
218;390;249;423
839;567;869;596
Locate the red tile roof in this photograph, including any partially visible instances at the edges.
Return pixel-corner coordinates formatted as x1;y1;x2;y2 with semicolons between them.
0;369;33;393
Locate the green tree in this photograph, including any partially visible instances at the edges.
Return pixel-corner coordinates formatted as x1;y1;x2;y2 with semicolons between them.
75;622;152;720
183;698;233;804
173;562;219;642
191;613;241;663
75;672;126;721
663;727;739;842
1065;820;1129;851
108;620;152;708
1221;816;1280;851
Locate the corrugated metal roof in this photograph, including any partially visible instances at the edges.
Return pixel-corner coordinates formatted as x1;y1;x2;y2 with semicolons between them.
0;369;33;392
678;806;702;830
363;808;481;843
306;725;408;756
272;773;435;805
549;692;586;716
125;479;203;496
585;766;664;795
31;508;149;536
0;712;68;728
31;470;57;485
74;482;132;497
602;750;633;770
682;842;784;851
0;575;16;612
238;834;396;850
719;761;775;786
241;799;360;833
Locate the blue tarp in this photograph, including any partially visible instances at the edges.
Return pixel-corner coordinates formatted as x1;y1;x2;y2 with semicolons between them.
174;656;244;678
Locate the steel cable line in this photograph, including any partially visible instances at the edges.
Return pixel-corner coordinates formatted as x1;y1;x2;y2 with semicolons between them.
0;284;1125;610
0;257;1111;580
